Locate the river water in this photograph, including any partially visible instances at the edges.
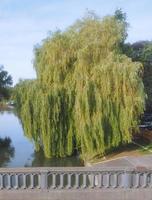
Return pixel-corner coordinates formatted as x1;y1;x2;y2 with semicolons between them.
0;109;83;167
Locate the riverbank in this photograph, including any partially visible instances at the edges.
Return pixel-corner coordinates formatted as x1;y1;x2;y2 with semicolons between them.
0;103;14;112
86;139;152;166
0;102;8;109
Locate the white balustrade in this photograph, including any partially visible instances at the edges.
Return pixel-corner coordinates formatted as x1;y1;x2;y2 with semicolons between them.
0;167;151;190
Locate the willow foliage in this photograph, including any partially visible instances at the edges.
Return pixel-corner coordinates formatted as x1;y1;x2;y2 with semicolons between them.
14;13;145;161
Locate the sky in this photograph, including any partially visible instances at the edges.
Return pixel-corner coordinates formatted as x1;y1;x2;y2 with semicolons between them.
0;0;152;85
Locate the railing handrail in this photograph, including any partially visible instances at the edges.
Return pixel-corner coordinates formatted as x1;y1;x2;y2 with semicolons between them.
0;166;152;190
0;166;151;173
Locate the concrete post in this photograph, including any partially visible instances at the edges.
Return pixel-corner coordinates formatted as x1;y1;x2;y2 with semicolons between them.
40;172;48;189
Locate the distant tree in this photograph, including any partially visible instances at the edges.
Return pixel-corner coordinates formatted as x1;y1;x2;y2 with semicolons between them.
0;66;13;100
114;9;129;44
115;10;152;112
123;41;152;112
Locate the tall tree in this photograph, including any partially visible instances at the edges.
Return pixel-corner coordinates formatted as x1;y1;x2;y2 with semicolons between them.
14;12;145;161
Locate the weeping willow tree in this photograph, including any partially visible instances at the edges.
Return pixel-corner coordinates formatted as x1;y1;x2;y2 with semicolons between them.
14;12;145;161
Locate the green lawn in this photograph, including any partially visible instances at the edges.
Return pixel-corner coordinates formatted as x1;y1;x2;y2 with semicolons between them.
90;140;152;164
138;143;152;154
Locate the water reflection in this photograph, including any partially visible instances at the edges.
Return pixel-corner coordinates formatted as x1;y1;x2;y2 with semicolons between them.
0;110;83;167
0;106;14;114
0;137;15;167
25;149;84;167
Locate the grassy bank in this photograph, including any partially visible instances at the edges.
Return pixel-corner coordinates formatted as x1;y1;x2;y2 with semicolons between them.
0;101;8;109
88;140;152;165
0;101;14;111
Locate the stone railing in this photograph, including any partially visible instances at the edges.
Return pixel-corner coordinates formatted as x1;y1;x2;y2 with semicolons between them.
0;167;151;190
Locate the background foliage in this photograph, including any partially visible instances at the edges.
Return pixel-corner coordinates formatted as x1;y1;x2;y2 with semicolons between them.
0;66;13;100
123;41;152;112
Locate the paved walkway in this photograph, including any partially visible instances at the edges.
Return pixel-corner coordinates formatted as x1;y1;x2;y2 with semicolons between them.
93;155;152;168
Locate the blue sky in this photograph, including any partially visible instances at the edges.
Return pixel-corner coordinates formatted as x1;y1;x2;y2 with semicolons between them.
0;0;152;84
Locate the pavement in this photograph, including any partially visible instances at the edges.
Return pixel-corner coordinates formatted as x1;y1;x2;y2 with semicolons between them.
93;155;152;168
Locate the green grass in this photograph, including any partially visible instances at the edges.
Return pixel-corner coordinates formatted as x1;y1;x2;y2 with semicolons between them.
90;140;152;164
138;143;152;154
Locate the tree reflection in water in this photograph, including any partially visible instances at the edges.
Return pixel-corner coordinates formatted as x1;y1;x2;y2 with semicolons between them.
24;148;83;167
0;137;15;167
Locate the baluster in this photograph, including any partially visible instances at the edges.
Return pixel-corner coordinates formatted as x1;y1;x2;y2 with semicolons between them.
142;173;148;188
90;173;95;188
67;173;72;189
37;174;41;189
30;174;34;189
149;173;152;188
123;172;132;189
7;174;11;189
112;173;118;188
95;174;99;187
82;173;87;189
22;174;26;189
40;172;48;189
74;173;79;189
14;174;19;189
105;173;110;188
59;173;64;189
97;173;103;188
51;173;56;189
0;174;3;189
134;173;140;188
